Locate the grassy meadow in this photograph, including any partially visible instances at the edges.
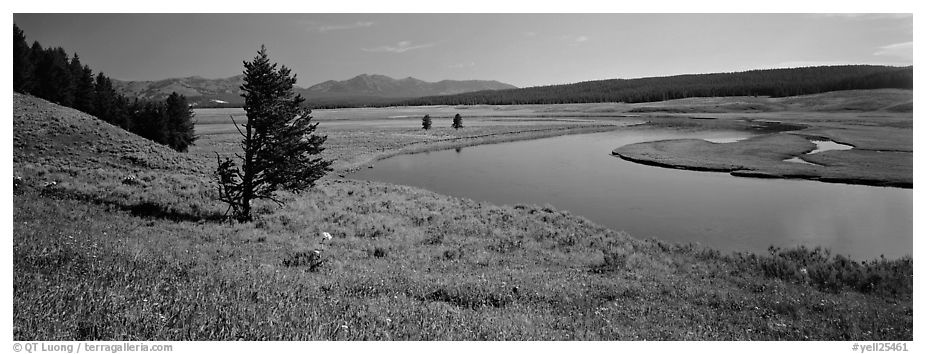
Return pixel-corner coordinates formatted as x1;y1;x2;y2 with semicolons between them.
190;105;638;172
12;92;913;340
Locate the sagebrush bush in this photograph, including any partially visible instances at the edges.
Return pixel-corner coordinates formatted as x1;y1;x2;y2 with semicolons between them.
442;246;465;261
752;246;911;296
281;250;325;271
372;247;388;258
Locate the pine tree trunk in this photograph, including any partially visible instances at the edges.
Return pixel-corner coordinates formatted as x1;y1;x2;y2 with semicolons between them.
240;121;254;221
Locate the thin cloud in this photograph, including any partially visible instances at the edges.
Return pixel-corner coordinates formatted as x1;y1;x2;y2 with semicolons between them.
810;13;912;20
313;21;374;32
447;62;476;69
874;41;913;60
362;41;436;53
556;35;590;45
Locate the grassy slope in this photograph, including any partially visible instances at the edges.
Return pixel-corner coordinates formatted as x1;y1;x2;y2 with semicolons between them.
13;93;912;340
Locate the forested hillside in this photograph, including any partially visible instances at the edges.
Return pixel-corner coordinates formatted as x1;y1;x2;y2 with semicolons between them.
388;65;913;106
13;24;196;152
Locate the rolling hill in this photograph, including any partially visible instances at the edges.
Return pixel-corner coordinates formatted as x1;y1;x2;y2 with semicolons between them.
112;75;246;108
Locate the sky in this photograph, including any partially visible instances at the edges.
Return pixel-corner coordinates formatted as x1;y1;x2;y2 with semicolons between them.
12;13;913;88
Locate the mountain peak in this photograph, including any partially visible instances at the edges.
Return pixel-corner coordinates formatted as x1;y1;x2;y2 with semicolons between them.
304;75;516;98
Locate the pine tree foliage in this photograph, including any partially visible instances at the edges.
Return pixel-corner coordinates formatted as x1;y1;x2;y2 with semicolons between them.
92;73;122;127
164;92;197;152
452;113;463;129
13;24;34;93
130;101;167;143
33;47;74;106
215;46;333;221
422;114;432;130
69;54;95;114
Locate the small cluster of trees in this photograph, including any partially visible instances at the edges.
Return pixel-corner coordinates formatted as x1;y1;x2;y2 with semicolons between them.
421;113;463;130
13;24;195;152
392;65;913;107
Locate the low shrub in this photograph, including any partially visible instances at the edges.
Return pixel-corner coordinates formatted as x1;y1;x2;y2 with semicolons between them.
281;250;325;271
594;245;634;272
750;246;912;296
442;247;465;261
372;247;388;258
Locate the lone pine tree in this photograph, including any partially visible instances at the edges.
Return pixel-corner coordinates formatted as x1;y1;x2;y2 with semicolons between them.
452;113;463;129
422;114;432;130
215;46;332;221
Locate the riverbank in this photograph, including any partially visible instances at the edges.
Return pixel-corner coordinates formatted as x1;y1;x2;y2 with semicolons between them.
612;123;912;188
189;108;636;174
13;93;912;340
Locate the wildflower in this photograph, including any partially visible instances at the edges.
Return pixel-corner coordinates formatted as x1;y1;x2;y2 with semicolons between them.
122;175;139;185
43;181;57;188
799;267;808;275
321;232;333;241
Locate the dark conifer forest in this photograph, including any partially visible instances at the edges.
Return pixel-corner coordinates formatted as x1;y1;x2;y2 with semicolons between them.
387;65;913;106
13;24;196;152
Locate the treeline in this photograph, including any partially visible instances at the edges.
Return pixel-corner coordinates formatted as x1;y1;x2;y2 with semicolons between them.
304;95;411;109
13;24;195;152
387;65;913;106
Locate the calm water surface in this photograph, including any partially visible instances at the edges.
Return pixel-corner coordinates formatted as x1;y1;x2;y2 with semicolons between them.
349;129;912;259
807;140;854;154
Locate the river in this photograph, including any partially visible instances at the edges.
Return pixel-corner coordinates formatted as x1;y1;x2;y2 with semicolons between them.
349;129;912;259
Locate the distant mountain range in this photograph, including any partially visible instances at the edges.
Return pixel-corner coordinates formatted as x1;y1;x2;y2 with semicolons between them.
305;74;516;98
113;75;246;107
113;66;911;109
112;74;517;107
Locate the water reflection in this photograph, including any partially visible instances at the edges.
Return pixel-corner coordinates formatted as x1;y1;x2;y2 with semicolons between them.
808;140;854;154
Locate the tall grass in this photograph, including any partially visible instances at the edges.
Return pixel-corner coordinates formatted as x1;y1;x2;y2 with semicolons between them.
14;186;913;340
752;246;912;296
